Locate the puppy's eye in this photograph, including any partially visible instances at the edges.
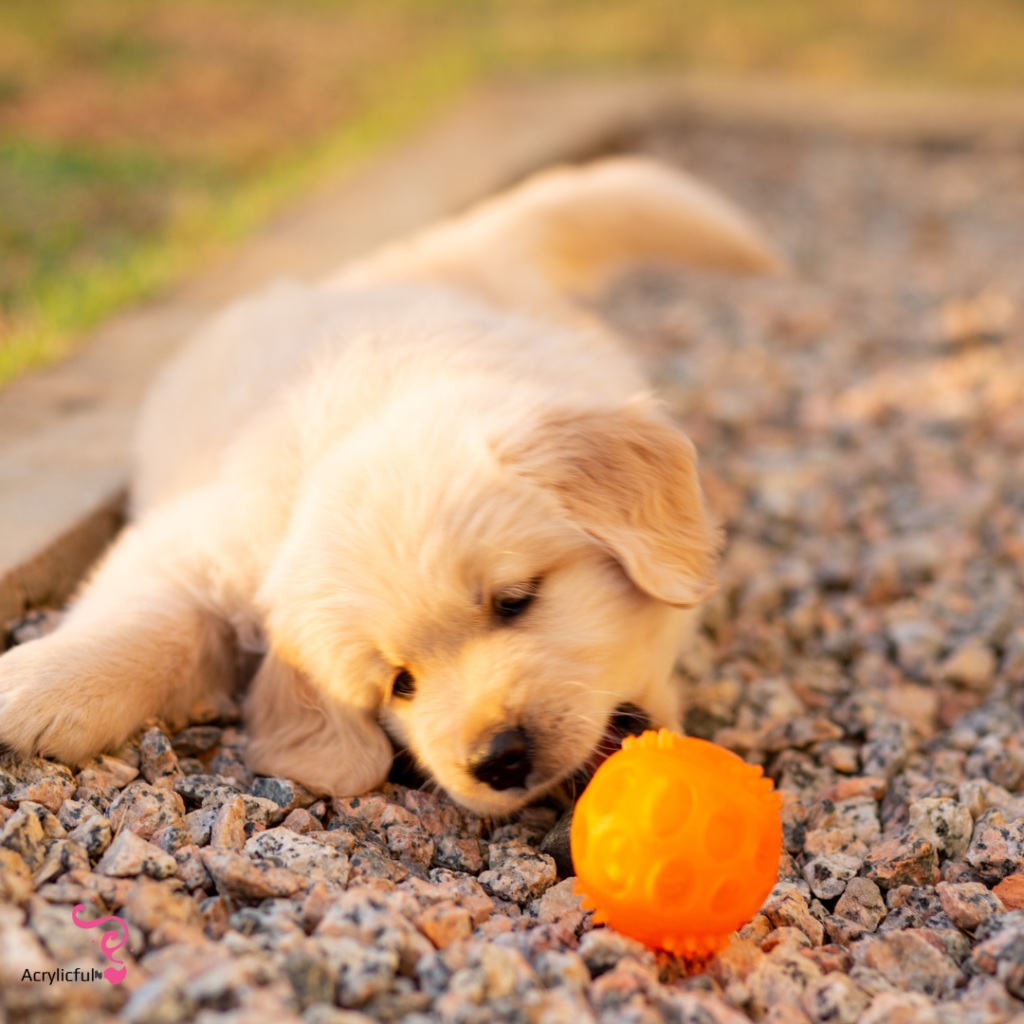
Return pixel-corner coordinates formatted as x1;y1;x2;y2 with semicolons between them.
392;669;416;699
493;579;540;621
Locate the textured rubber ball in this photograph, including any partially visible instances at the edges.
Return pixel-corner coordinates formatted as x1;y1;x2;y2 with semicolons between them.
571;729;783;959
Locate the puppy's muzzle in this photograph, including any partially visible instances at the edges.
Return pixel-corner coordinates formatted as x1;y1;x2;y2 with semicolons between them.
470;727;533;791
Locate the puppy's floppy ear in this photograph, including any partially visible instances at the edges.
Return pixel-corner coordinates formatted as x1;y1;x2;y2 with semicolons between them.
506;404;721;607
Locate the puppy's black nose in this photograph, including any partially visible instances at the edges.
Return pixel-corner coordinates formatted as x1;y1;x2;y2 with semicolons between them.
471;728;532;790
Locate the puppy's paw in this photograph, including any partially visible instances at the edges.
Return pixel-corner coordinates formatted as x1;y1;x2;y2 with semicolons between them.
0;638;125;765
246;731;392;799
245;700;394;798
244;651;393;797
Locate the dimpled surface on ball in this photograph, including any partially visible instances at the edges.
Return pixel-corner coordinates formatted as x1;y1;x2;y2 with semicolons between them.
571;729;783;958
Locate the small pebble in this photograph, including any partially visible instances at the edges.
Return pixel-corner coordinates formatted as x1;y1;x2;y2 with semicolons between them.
95;829;178;879
209;795;247;850
415;901;473;948
139;727;184;789
855;931;962;1000
200;847;306;899
863;833;940;890
763;890;825;946
577;927;649;975
108;782;186;840
478;840;557;904
833;877;887;932
252;777;318;819
0;848;33;904
935;881;1005;931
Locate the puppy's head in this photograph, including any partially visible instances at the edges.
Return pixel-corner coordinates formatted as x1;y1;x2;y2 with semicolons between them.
264;400;720;814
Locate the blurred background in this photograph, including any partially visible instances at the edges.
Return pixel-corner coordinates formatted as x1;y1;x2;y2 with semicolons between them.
2;0;1024;389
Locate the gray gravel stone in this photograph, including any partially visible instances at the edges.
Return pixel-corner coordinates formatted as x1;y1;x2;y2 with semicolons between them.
282;948;335;1008
386;823;435;867
434;943;538;1020
95;828;178;879
32;837;89;886
863;832;940;890
534;948;591;991
251;777;318;819
318;935;400;1007
139;727;183;789
970;910;1024;996
122;964;199;1024
936;881;1005;932
347;847;407;886
909;798;974;862
763;889;825;946
829;797;881;846
245;827;349;886
303;1009;376;1024
478;839;557;904
802;853;863;900
942;975;1022;1024
173;774;242;806
577;927;649;975
801;972;869;1024
66;814;113;857
77;752;139;789
531;877;589;936
200;847;306;900
56;798;100;830
967;818;1024;885
183;805;219;847
854;931;962;1000
208;747;253;788
0;803;47;870
171;726;222;757
887;886;944;923
173;844;211;892
857;991;938;1024
833;877;887;932
108;782;186;840
0;847;33;904
209;795;247;849
433;834;485;873
9;775;75;813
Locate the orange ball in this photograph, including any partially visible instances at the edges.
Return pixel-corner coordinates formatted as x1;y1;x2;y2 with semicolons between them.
571;729;783;959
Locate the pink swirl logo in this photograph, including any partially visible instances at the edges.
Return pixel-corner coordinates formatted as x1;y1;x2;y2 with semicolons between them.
71;901;133;985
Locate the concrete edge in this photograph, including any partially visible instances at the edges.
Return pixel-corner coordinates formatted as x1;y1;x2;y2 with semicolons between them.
2;75;1023;628
633;76;1024;146
0;492;126;628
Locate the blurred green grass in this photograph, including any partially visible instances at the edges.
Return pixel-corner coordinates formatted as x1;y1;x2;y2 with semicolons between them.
3;0;1024;388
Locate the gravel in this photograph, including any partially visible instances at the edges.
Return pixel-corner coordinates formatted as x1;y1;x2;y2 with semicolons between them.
3;116;1024;1022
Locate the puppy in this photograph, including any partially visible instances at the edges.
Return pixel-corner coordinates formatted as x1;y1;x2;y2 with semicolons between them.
0;157;777;815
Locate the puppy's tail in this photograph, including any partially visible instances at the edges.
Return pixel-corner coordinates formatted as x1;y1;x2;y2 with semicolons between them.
328;156;782;314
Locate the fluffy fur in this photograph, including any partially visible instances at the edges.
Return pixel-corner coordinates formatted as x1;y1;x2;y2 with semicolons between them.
0;157;778;814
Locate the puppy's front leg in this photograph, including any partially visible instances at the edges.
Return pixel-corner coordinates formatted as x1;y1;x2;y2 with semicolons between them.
0;494;239;764
244;651;393;797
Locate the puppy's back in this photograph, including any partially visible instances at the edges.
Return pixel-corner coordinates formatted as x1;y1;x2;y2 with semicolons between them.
134;157;779;514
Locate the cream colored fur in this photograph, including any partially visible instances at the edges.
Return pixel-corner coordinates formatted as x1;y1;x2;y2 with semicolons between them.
0;157;778;814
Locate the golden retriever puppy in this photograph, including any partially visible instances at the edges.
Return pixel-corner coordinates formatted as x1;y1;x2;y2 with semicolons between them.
0;157;777;815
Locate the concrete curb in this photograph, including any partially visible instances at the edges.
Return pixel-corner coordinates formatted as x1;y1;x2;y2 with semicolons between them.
2;76;1023;627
